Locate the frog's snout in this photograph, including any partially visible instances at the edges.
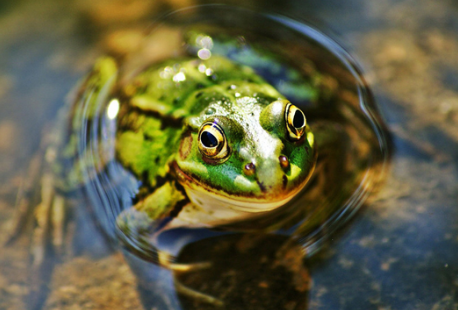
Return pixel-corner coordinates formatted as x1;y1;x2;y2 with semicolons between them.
242;155;291;194
243;155;290;176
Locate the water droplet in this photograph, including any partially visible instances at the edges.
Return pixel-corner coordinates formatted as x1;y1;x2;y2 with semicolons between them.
205;68;213;76
198;64;206;73
173;72;186;82
198;48;212;60
196;35;213;49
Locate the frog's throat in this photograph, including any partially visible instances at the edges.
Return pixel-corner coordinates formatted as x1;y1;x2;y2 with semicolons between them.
171;161;306;213
183;184;301;213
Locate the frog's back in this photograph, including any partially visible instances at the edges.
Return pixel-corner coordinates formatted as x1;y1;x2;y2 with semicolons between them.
52;56;285;194
115;56;284;188
122;56;281;119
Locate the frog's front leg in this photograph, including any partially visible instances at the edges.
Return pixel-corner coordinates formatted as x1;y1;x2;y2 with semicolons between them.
116;181;223;307
116;180;187;257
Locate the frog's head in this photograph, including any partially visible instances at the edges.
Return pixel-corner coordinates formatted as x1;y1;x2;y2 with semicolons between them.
174;99;316;213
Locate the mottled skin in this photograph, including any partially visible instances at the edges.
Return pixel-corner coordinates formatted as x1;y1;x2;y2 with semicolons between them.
55;55;316;235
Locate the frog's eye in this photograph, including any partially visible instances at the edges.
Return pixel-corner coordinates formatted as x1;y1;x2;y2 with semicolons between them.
198;123;229;160
285;104;306;140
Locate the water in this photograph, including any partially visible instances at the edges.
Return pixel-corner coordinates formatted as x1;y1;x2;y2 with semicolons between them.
11;1;458;310
49;6;390;309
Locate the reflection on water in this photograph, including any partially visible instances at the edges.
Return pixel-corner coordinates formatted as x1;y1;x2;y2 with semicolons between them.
1;4;390;310
56;6;390;309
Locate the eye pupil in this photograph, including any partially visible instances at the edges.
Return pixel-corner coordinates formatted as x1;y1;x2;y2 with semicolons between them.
293;110;305;128
201;131;218;148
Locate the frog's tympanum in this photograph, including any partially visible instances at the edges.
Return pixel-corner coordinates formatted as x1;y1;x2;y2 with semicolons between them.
52;55;316;242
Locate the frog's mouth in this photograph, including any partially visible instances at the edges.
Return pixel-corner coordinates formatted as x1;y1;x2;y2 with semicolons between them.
171;161;310;213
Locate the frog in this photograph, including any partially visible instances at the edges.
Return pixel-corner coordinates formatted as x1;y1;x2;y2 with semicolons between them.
58;54;316;253
6;50;318;307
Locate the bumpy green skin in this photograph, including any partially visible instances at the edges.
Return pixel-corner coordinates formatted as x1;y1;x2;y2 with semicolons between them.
59;55;317;226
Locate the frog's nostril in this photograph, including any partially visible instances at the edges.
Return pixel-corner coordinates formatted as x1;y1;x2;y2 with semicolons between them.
279;155;289;169
243;162;256;176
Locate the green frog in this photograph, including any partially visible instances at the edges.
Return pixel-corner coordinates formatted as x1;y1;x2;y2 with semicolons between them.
13;51;316;272
9;53;317;308
6;16;388;310
54;55;315;233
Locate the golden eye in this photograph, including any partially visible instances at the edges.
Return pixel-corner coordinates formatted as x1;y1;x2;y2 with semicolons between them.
285;103;306;140
198;122;229;159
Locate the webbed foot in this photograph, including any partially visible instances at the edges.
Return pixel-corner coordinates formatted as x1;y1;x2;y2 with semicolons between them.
117;208;223;307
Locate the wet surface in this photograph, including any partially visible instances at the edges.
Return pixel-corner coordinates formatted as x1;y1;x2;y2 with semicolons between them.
176;234;310;310
1;0;458;309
